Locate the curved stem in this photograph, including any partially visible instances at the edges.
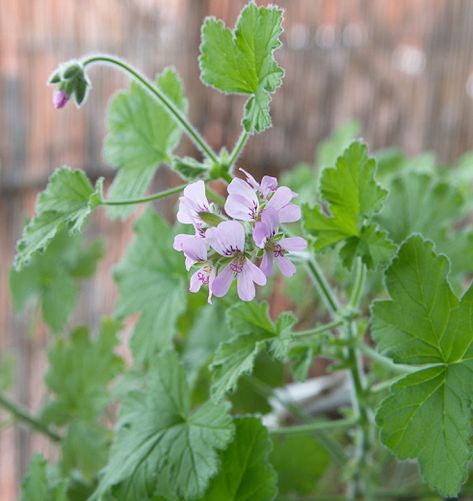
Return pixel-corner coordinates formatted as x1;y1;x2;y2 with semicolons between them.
289;318;344;339
305;257;341;316
206;187;225;207
359;344;417;374
101;184;186;206
227;130;249;169
270;417;357;435
0;392;61;442
82;55;219;163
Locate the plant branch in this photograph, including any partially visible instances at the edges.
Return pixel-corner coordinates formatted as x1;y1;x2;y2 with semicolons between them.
227;130;249;169
289;318;344;339
82;55;219;163
270;417;357;435
305;257;341;316
206;187;226;206
101;184;186;206
0;392;61;442
359;343;417;375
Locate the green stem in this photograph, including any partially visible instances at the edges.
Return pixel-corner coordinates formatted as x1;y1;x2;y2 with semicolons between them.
0;392;61;442
101;184;186;206
206;187;225;207
270;417;357;435
370;376;402;394
305;257;341;316
289;319;344;339
227;130;249;169
82;55;219;163
343;259;371;499
247;376;348;466
359;344;417;375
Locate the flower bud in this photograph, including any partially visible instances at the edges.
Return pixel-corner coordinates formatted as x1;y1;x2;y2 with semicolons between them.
52;89;70;109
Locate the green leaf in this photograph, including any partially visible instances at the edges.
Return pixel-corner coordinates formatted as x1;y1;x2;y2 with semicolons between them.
371;235;473;496
92;351;234;500
113;210;187;362
196;417;277;501
199;2;284;133
42;318;123;425
20;455;68;501
303;141;393;269
210;302;291;401
10;231;103;332
14;167;102;270
172;156;210;181
61;421;111;482
270;434;330;496
376;172;473;276
104;68;187;218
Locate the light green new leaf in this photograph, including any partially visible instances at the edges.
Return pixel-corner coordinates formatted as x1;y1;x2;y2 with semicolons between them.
371;235;473;496
42;318;123;425
376;172;473;276
14;167;102;270
104;68;186;218
113;210;187;362
210;302;292;401
197;417;277;501
10;231;103;332
199;2;284;133
303;141;393;269
20;454;68;501
92;351;234;501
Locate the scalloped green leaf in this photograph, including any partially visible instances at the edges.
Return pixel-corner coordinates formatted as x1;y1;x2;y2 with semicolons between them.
104;67;187;218
14;167;102;270
371;235;473;496
199;2;284;133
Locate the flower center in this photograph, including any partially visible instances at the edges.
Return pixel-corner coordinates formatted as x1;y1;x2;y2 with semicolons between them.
230;256;245;274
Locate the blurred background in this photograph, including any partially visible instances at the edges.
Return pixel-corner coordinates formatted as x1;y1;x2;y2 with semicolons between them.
2;0;473;498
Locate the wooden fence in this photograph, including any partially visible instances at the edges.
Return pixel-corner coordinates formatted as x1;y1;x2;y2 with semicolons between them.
2;0;473;498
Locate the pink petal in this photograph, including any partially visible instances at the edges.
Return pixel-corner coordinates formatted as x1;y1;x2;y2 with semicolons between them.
189;269;204;292
266;186;296;211
176;197;196;224
260;176;278;197
212;264;235;297
278;203;301;223
275;255;297;277
280;236;307;252
224;194;255;221
253;222;268;248
227;177;257;200
237;268;256;301
53;89;69;109
206;221;245;256
239;168;259;191
173;233;194;251
244;259;267;286
260;250;274;277
183;180;209;211
180;237;208;263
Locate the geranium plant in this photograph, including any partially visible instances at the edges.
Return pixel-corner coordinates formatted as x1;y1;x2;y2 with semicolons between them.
5;2;473;500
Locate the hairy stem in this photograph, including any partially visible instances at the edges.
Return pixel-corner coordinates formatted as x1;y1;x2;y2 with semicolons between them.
289;318;344;339
270;417;358;435
305;257;341;316
0;392;61;442
101;184;186;206
206;187;226;206
359;343;417;375
82;55;219;163
227;130;249;169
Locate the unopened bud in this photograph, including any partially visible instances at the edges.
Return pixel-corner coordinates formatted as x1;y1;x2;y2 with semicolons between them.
52;89;70;109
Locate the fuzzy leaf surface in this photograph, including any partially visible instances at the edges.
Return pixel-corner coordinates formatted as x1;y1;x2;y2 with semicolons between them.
199;3;284;133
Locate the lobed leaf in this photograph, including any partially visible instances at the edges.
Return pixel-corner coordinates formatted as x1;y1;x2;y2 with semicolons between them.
303;141;394;269
14;167;102;270
93;351;234;500
371;235;473;496
104;67;187;218
199;2;284;133
113;209;187;363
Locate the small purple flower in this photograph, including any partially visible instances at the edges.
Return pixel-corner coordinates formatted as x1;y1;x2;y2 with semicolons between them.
177;180;212;237
255;209;307;277
173;234;215;303
206;221;266;301
239;168;278;199
52;89;69;109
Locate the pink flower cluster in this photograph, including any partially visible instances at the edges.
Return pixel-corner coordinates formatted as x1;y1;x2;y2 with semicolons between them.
173;170;307;302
